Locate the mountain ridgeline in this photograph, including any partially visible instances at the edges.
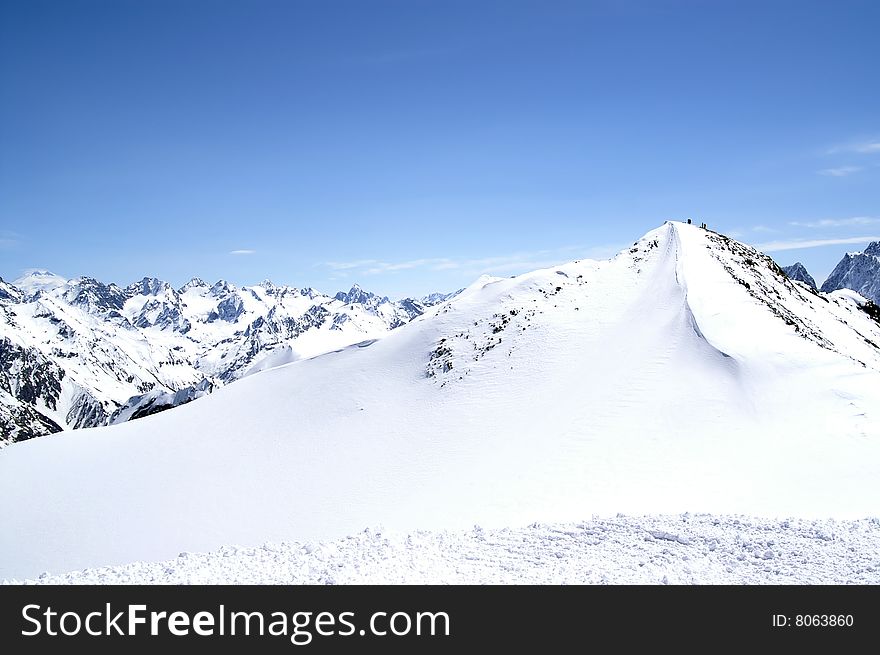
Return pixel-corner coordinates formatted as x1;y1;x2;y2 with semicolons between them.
0;274;459;446
4;232;880;452
3;222;880;579
819;241;880;303
781;262;817;291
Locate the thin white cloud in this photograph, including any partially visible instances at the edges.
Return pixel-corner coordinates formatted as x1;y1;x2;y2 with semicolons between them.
751;225;779;233
229;249;256;255
855;142;880;153
363;258;454;275
756;236;880;252
826;139;880;155
789;216;879;228
324;259;378;271
322;245;623;278
818;166;861;177
473;259;572;275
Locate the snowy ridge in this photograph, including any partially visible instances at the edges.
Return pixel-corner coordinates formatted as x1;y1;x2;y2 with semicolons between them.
0;273;447;445
1;222;879;579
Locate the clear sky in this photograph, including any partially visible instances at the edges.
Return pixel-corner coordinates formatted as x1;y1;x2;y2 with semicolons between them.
1;0;878;298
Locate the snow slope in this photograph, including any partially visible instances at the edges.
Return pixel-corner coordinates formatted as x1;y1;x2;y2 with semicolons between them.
1;222;879;580
9;515;878;585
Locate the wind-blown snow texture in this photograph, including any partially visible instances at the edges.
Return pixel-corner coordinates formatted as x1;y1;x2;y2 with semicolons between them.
1;222;879;580
7;515;879;585
820;241;880;303
0;271;455;445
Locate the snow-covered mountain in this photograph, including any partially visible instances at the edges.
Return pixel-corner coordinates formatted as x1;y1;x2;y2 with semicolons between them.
0;273;453;446
820;241;880;302
781;262;817;290
2;221;879;580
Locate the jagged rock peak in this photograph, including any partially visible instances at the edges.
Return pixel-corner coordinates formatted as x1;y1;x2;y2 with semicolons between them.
256;279;284;296
179;277;208;293
127;277;172;297
820;243;880;303
781;263;817;291
335;283;379;305
210;279;236;296
65;277;128;311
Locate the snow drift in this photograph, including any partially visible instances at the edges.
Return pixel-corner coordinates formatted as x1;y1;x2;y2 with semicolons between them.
2;222;879;580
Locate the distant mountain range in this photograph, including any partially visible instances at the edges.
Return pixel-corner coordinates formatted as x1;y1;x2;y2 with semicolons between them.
780;241;880;303
0;273;459;446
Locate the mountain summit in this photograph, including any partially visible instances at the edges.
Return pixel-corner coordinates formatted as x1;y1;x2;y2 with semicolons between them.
820;241;880;303
781;262;817;290
2;222;879;579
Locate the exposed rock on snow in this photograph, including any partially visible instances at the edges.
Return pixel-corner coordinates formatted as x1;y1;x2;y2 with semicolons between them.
108;379;215;424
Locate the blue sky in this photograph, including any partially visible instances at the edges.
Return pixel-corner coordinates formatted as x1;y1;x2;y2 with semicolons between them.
1;0;878;297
